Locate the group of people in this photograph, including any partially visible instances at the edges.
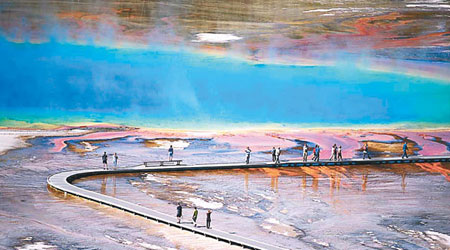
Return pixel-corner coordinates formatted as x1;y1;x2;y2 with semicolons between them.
271;147;282;164
103;142;410;168
177;203;212;229
329;144;343;161
102;152;119;170
244;144;330;163
243;141;410;163
311;145;321;162
169;141;409;165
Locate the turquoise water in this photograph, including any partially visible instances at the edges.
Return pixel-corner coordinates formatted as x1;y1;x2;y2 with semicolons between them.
1;39;449;128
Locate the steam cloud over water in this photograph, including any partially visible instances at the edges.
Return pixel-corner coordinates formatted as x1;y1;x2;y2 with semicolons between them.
0;0;449;128
0;39;449;127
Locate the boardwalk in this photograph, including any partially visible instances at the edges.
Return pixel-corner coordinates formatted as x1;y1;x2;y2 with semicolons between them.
47;155;450;250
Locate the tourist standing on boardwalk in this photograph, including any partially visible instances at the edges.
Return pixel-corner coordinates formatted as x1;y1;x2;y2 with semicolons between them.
176;202;182;223
102;152;108;170
337;146;343;161
302;144;308;162
402;141;409;159
316;145;320;162
192;207;198;227
329;145;336;161
168;145;174;161
113;153;118;168
333;144;338;161
271;147;276;162
275;147;281;164
206;210;212;229
312;145;316;161
363;143;371;159
245;147;252;164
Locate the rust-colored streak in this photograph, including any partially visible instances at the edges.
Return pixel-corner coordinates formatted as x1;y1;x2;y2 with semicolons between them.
416;163;450;182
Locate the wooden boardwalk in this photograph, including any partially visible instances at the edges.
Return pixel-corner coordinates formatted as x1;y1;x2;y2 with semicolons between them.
47;155;450;250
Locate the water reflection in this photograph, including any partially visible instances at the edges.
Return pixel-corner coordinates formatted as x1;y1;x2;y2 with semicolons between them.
361;172;368;192
244;173;248;193
77;163;449;205
401;172;407;192
229;163;449;195
100;175;117;196
416;162;450;182
72;162;450;249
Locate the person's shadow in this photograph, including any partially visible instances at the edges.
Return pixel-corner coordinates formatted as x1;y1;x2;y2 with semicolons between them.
179;221;210;228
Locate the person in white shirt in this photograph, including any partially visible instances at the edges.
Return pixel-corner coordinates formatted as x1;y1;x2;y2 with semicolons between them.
275;147;281;164
302;144;308;162
330;145;336;161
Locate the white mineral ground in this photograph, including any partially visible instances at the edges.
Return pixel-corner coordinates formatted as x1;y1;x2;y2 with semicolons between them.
0;129;88;155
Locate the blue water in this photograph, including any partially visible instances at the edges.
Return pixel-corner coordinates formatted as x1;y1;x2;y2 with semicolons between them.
0;38;449;128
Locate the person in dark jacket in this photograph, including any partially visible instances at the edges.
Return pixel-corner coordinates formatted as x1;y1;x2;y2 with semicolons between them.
206;209;212;229
312;145;317;161
402;141;409;159
271;147;276;162
363;143;371;159
102;152;108;170
168;145;174;161
337;146;343;161
316;145;321;162
176;203;182;223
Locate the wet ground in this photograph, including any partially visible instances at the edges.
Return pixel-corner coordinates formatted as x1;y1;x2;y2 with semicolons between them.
0;136;242;250
75;163;450;250
0;129;449;249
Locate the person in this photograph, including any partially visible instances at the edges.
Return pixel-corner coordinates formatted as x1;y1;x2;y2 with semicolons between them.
402;141;408;159
333;144;338;161
102;152;108;170
245;147;252;164
312;145;317;161
329;145;336;161
316;145;320;162
337;146;343;161
311;145;317;161
275;147;281;164
168;145;174;161
192;207;198;227
271;147;276;162
206;209;212;229
113;153;118;168
363;142;371;159
302;144;308;162
176;202;182;223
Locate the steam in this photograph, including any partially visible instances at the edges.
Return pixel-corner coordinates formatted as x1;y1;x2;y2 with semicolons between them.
0;0;449;128
192;33;242;43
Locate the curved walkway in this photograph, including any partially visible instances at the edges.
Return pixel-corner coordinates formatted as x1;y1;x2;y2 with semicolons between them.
47;155;450;250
